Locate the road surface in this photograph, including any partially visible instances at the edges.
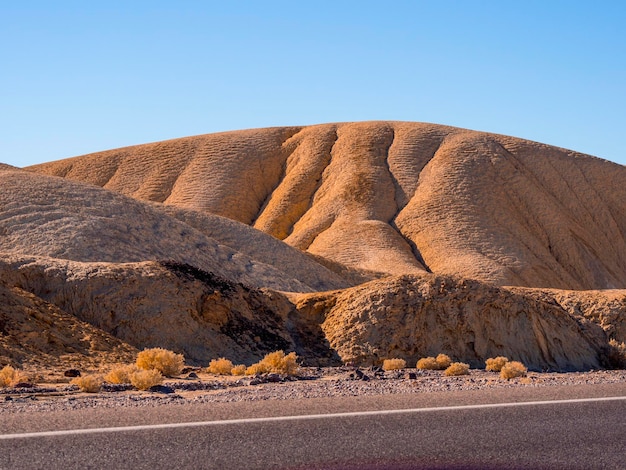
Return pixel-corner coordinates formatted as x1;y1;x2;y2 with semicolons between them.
1;383;625;469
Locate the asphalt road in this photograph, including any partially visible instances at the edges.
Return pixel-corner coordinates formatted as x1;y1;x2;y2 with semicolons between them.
1;384;625;470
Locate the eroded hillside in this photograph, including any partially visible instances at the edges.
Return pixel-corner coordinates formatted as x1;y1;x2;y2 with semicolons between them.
0;122;623;372
30;122;626;290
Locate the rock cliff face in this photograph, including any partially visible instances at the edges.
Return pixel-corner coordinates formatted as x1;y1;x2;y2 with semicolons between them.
301;275;613;371
0;122;623;371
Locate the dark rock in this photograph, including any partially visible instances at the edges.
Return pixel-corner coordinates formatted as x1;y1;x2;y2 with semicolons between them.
64;369;81;377
407;372;417;380
186;372;199;379
249;378;263;386
148;385;176;394
361;374;370;381
4;396;12;401
266;373;282;383
355;369;364;378
12;382;34;388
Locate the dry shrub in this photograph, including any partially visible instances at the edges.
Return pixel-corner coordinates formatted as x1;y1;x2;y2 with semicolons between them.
500;361;527;379
231;364;247;376
207;358;234;375
136;348;184;377
382;358;406;371
416;357;439;370
485;356;509;372
0;365;27;387
436;354;452;369
71;374;103;393
444;362;470;376
417;355;451;370
129;369;163;390
245;351;299;376
105;364;138;384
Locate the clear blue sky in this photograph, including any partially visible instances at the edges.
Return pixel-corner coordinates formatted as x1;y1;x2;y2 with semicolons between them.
2;1;625;167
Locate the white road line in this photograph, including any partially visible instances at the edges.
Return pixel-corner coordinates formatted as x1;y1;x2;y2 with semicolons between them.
1;395;625;440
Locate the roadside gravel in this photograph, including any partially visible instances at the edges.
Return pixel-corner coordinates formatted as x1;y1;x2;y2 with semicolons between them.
2;367;625;414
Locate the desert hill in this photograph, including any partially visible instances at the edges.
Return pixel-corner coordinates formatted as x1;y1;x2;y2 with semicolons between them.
30;121;626;290
0;167;350;293
1;121;624;372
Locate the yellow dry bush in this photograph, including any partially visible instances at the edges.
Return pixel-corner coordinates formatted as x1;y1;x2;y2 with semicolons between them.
0;365;28;387
444;362;470;376
136;348;184;377
245;350;300;376
416;357;439;370
485;356;509;372
207;358;234;375
435;354;452;369
104;364;138;384
129;369;163;390
500;361;527;379
71;374;103;393
231;364;247;376
245;363;266;376
382;358;406;371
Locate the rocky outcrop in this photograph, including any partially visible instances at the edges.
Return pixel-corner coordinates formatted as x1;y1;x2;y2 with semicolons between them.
0;281;137;370
296;275;617;371
0;255;338;365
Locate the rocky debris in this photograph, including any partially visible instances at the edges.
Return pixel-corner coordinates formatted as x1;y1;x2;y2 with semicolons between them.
148;385;176;394
64;369;81;377
2;368;625;414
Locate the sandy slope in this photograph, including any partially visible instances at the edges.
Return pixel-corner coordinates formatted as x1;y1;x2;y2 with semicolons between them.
0;167;348;293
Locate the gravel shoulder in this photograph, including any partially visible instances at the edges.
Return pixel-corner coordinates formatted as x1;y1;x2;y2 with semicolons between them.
2;367;626;414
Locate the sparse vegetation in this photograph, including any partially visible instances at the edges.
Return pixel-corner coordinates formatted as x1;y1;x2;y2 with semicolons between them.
444;362;470;376
105;364;138;384
500;361;527;379
435;354;452;369
417;354;452;370
129;368;163;390
71;374;103;393
245;350;299;376
485;356;509;372
416;356;439;370
136;348;184;376
382;358;406;371
0;365;28;387
231;364;247;376
207;357;234;375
